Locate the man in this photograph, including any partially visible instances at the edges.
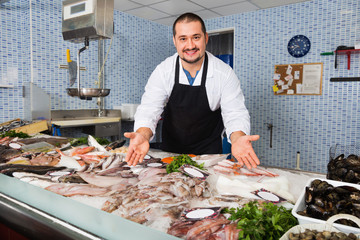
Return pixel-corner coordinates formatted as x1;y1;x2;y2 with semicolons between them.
125;12;260;169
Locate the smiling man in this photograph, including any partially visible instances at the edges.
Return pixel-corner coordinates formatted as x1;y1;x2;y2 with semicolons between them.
124;12;260;169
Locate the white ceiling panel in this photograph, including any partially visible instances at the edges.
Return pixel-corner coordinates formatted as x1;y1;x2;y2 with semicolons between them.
113;0;312;26
126;7;169;20
193;9;222;20
153;16;178;26
150;0;204;15
212;2;259;16
114;0;141;11
190;0;246;9
250;0;309;9
131;0;165;5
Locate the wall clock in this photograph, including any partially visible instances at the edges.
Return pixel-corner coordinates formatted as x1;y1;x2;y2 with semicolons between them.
287;35;311;58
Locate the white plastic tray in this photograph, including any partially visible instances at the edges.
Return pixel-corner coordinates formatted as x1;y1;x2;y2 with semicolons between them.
292;177;360;234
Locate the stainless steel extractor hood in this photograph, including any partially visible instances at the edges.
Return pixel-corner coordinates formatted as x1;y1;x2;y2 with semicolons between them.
62;0;114;43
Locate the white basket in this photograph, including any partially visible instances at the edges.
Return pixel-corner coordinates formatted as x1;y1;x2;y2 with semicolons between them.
280;214;360;240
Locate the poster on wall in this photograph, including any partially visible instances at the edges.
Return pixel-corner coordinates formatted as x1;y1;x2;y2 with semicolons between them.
272;63;323;95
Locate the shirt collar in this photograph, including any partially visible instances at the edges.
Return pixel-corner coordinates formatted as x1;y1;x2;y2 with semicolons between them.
177;51;213;82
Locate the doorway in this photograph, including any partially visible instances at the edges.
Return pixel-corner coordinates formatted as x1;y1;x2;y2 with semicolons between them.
206;28;234;154
206;28;234;68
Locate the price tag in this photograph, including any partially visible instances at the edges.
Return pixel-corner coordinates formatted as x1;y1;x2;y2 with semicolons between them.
252;188;286;203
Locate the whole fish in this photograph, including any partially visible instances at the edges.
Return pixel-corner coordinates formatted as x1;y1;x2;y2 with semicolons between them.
58;174;87;184
56;154;82;170
105;139;126;151
0;164;66;176
97;166;131;176
78;172;138;188
70;146;95;156
45;183;109;197
88;135;107;152
0;145;21;163
106;154;125;169
78;154;106;164
102;154;116;170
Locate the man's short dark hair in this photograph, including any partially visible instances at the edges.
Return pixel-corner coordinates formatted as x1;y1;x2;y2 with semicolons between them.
172;12;206;37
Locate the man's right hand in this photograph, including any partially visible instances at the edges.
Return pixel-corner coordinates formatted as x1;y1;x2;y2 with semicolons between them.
124;128;152;166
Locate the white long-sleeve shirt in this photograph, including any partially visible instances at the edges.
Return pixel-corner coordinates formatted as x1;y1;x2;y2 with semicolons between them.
134;51;250;141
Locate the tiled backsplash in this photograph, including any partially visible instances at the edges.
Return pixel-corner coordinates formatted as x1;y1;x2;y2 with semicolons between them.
0;0;359;173
205;0;360;172
0;0;170;118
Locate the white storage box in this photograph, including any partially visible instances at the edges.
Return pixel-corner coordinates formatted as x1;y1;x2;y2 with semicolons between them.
113;104;139;121
292;178;360;234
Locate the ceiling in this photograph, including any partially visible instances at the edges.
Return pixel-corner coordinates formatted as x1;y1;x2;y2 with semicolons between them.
114;0;311;26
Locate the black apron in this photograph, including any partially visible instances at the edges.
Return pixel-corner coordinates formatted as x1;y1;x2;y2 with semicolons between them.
161;53;224;154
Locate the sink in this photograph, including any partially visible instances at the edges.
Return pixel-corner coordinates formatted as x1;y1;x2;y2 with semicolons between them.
51;109;121;127
51;109;121;120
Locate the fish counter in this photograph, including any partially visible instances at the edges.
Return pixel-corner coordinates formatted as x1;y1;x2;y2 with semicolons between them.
0;135;327;239
0;173;178;240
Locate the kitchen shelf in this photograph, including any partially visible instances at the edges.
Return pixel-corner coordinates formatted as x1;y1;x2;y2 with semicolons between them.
335;49;360;70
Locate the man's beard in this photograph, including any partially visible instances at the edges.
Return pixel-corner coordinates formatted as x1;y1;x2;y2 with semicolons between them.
181;48;203;64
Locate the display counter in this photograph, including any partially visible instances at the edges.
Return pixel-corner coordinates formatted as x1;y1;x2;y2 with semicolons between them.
0;174;179;240
0;145;327;240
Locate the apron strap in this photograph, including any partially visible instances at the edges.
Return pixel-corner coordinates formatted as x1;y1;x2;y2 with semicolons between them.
175;53;208;86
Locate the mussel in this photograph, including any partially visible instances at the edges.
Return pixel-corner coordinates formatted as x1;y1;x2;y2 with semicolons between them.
345;154;360;166
305;186;313;204
335;199;352;212
325;192;339;203
327;153;360;184
314;196;325;208
314;181;333;193
310;179;322;188
306;204;330;220
334;167;348;177
345;169;356;182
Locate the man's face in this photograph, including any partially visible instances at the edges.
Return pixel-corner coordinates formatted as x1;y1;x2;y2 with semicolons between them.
173;20;208;65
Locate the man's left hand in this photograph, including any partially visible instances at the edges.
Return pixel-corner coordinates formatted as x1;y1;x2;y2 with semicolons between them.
231;133;260;169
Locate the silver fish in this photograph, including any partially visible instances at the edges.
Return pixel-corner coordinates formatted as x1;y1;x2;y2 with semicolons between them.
102;154;116;170
88;135;107;152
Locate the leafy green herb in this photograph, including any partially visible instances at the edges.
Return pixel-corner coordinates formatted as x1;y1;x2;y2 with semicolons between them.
166;154;205;174
69;137;87;146
70;137;110;146
0;130;30;138
95;137;110;145
222;201;298;240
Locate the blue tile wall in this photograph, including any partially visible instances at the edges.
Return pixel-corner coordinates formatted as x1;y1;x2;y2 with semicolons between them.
0;0;169;118
1;0;359;173
0;0;30;120
203;0;360;172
